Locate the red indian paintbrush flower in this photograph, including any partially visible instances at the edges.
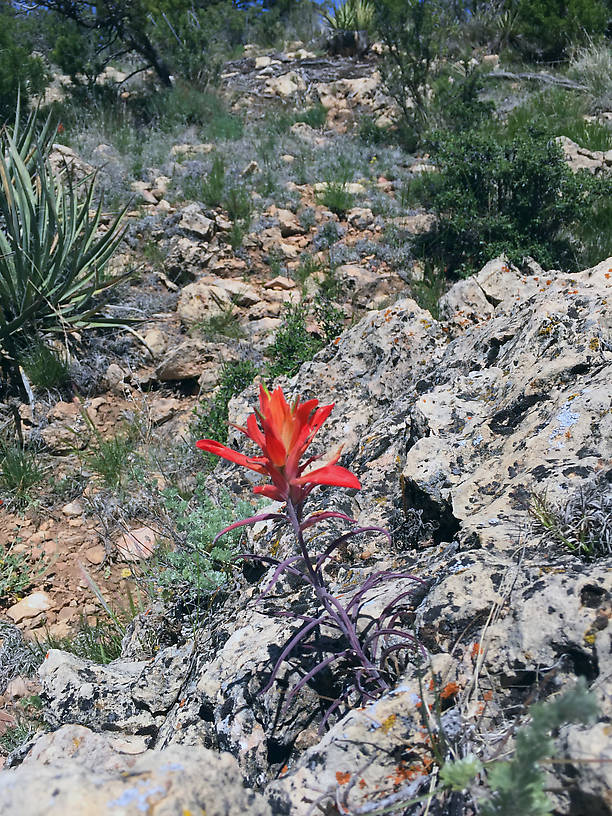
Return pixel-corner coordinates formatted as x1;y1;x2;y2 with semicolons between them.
196;385;360;506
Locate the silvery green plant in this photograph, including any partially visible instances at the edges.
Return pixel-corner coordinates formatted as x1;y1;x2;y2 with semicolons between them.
0;103;130;374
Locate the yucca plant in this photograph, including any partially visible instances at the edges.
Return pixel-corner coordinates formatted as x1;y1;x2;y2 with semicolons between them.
323;0;375;32
0;104;131;377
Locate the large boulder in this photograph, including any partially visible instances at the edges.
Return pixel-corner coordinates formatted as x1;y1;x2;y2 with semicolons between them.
0;739;271;816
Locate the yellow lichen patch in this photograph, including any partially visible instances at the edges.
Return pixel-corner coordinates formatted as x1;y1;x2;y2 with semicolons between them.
380;713;397;733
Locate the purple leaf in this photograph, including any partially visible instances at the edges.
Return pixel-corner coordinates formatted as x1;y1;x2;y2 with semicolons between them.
212;513;286;546
300;511;357;531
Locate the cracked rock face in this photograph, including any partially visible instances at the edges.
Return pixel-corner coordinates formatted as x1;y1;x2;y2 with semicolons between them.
1;258;610;815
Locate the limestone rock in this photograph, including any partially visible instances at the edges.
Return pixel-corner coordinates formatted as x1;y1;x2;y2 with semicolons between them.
334;263;403;308
49;144;93;183
170;142;214;157
156;339;238;382
438;276;494;328
165;235;212;281
177;279;233;326
131;642;194;716
178;203;215;240
116;526;158;561
0;743;272;816
147;397;181;426
143;328;167;358
347;206;375;229
276;208;305;237
265;71;305;97
557;135;612;174
475;255;540;306
7;592;53;624
39;650;157;735
22;724;148;773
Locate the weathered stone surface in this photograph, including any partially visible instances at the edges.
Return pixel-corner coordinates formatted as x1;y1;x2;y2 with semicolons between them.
5;251;609;816
22;724;148;773
165;235;212;281
403;258;612;552
116;526;158;561
0;743;272;815
265;71;305;97
155;339;236;382
333;263;403;308
7;592;53;624
557;135;612;174
438;275;494;328
177;278;233;325
347;206;375;229
276;208;305;237
132;642;194;716
39;650;157;735
178;203;216;240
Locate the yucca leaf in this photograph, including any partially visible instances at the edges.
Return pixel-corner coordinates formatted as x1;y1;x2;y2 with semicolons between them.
0;107;133;366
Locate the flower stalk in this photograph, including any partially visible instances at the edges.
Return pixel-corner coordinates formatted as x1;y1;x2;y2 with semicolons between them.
198;385;421;723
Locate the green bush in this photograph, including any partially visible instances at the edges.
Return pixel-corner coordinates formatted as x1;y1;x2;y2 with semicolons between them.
0;7;47;123
439;680;598;816
154;481;254;597
143;83;243;140
294;104;328;129
151;2;246;84
0;540;45;599
266;303;325;380
192;359;258;446
430;61;495;133
506;89;612;152
0;108;130;378
412;126;603;276
0;444;45;507
512;0;608;61
373;0;445;142
316;181;355;216
201;155;226;207
568;44;612;112
20;343;71;391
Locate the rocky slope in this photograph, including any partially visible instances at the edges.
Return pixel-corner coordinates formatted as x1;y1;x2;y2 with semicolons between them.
0;256;609;815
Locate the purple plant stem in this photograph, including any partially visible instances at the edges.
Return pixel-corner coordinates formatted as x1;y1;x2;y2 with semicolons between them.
285;499;389;694
261;615;327;694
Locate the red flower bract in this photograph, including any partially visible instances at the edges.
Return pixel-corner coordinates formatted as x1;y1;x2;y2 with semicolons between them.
196;385;361;506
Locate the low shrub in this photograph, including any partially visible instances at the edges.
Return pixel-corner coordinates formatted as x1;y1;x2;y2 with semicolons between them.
316;181;355;217
506;88;612;152
512;0;608;62
439;679;598;816
0;444;45;507
0;540;45;601
154;481;254;597
294;104;328;129
0;7;47;122
20;343;71;391
373;0;445;142
430;60;495;133
266;303;324;380
568;44;612;112
192;304;245;342
412;126;604;276
530;475;612;560
191;359;258;446
201;155;226;208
